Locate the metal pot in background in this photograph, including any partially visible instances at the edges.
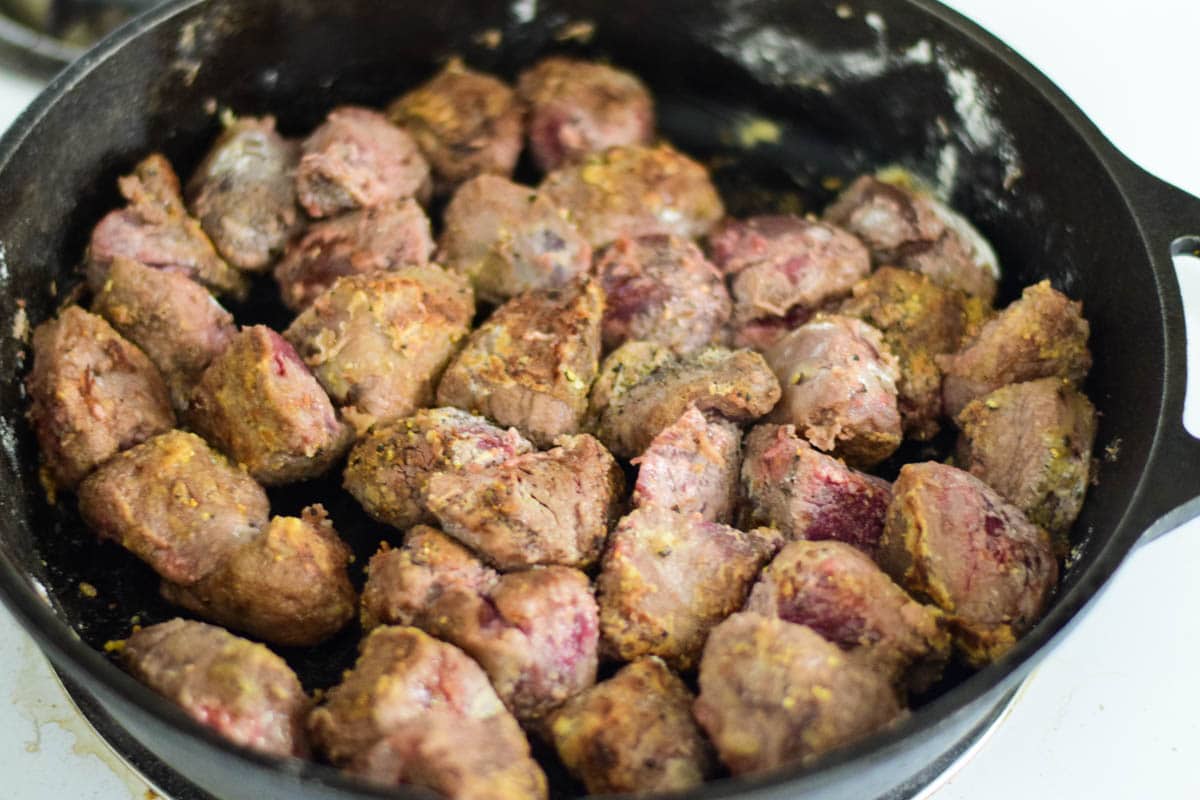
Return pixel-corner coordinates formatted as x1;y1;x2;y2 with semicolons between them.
0;0;162;72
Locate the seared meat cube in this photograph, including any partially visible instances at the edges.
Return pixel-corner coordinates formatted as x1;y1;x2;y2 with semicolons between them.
765;314;902;468
878;462;1059;666
123;619;309;758
91;256;235;411
586;339;674;430
437;279;603;447
88;154;249;299
188;325;353;486
595;346;780;459
594;234;731;354
273;200;434;311
77;430;267;586
549;657;713;795
296;106;431;218
824;174;999;302
284;265;474;433
631;406;741;524
186;115;301;272
956;378;1097;534
344;408;534;532
940;280;1091;418
388;59;524;193
517;56;654;172
425;434;623;570
694;612;901;775
746;540;950;691
27;306;174;490
438;175;592;305
740;424;892;553
540;144;723;248
161;505;356;647
596;506;780;670
708;215;871;349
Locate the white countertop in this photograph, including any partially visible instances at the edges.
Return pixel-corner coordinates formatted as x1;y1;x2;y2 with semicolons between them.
1;1;1198;798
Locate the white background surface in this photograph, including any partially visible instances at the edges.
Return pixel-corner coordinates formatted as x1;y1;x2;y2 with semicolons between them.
0;1;1198;798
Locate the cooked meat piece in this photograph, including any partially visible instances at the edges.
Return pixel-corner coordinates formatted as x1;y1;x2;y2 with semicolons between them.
296;106;431;218
956;378;1097;534
344;408;534;532
694;612;902;775
188;325;353;486
839;266;991;440
77;430;267;586
740;424;892;553
549;657;713;795
426;434;623;571
87;154;249;299
764;314;902;468
517;56;654;172
26;306;174;490
596;506;781;670
585;339;674;430
631;406;741;524
437;279;603;447
123;619;309;758
438;175;592;305
284;265;474;433
940;280;1091;418
186;115;301;272
823;174;999;302
708;215;871;349
388;58;524;193
746;540;950;691
91;256;236;411
878;462;1059;666
540;144;723;248
273;200;434;311
161;505;356;647
594;234;731;354
595;346;780;459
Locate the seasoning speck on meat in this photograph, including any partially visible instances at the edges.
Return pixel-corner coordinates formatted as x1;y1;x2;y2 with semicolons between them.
632;406;742;524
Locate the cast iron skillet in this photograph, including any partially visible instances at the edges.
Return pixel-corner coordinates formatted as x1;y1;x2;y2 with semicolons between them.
0;1;1197;798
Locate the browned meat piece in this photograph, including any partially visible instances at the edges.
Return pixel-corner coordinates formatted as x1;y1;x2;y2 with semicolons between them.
517;56;654;172
878;462;1059;666
123;619;309;758
764;314;902;468
956;378;1097;534
437;280;603;447
186;115;301;272
824;175;999;302
296;106;431;218
26;306;174;491
425;434;623;571
344;408;534;532
708;215;871;349
746;540;950;691
940;280;1092;418
740;424;892;553
595;346;781;459
540;144;724;248
694;612;902;775
77;430;268;586
596;506;781;670
631;406;741;524
273;200;434;311
284;265;474;433
438;175;592;305
549;657;713;795
188;325;353;486
87;154;249;299
91;256;236;411
388;59;524;193
594;234;731;354
161;505;356;647
585;340;674;430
